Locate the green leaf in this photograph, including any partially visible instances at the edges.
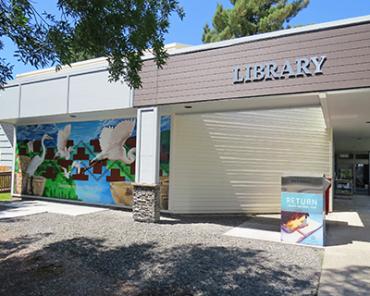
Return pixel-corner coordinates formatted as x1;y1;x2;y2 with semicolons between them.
203;0;309;43
0;0;184;89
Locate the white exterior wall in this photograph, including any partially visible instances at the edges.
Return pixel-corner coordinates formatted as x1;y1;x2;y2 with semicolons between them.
169;107;332;214
0;86;19;120
0;125;13;168
20;78;69;117
69;71;131;113
0;58;132;123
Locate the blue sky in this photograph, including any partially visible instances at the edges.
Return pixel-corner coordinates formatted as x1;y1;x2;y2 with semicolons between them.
3;0;370;76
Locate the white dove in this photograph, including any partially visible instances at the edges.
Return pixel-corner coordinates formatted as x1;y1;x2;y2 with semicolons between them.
93;120;136;164
55;124;73;160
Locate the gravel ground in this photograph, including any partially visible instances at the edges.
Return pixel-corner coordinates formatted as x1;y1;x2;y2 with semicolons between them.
0;209;323;296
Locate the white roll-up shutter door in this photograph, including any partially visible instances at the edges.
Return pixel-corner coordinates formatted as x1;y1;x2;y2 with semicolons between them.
169;107;331;214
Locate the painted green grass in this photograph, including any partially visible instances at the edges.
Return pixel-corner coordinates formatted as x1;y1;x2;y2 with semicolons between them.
0;192;11;201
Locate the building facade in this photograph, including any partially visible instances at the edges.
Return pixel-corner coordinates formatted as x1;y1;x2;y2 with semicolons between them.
1;15;370;217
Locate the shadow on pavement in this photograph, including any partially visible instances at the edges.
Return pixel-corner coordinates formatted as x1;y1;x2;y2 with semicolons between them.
325;196;370;246
318;265;370;296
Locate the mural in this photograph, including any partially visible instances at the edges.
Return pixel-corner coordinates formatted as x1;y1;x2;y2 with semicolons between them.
14;116;171;209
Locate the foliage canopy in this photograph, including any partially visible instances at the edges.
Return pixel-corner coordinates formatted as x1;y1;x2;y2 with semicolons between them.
0;0;184;88
202;0;309;43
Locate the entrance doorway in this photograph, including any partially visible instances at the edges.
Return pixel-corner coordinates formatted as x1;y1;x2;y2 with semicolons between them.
318;87;370;212
335;152;370;197
354;156;369;195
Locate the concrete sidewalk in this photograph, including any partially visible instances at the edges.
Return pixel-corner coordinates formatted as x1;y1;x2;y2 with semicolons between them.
318;196;370;296
0;199;106;219
223;196;370;295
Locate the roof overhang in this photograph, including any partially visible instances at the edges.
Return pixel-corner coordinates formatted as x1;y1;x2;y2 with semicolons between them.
319;87;370;143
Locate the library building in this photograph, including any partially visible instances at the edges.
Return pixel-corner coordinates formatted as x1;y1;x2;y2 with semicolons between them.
0;15;370;222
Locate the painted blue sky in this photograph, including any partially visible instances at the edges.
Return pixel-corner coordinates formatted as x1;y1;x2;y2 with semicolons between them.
74;160;115;205
16;118;134;147
2;0;370;77
16;116;171;145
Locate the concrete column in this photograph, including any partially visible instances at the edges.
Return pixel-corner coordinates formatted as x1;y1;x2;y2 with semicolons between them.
133;107;160;223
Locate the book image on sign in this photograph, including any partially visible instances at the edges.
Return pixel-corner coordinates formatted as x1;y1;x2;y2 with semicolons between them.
281;211;323;244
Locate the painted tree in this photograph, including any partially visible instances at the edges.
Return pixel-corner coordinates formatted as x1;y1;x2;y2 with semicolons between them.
202;0;309;43
0;0;184;88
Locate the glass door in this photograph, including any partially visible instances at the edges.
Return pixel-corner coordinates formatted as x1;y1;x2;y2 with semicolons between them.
354;153;369;195
354;163;369;195
335;153;353;196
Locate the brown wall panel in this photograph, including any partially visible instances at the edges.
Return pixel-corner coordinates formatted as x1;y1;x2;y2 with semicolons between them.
139;36;370;81
145;72;370;103
135;22;370;106
155;31;370;74
137;38;370;89
140;22;370;73
137;58;370;96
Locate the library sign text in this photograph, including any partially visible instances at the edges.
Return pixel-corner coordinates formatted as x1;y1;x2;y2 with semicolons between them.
232;56;326;84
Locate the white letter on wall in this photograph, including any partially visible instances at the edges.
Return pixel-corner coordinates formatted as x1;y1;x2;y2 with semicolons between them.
311;56;327;75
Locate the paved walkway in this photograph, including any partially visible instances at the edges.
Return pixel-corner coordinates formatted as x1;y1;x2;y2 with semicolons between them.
318;196;370;295
0;199;106;219
224;196;370;295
